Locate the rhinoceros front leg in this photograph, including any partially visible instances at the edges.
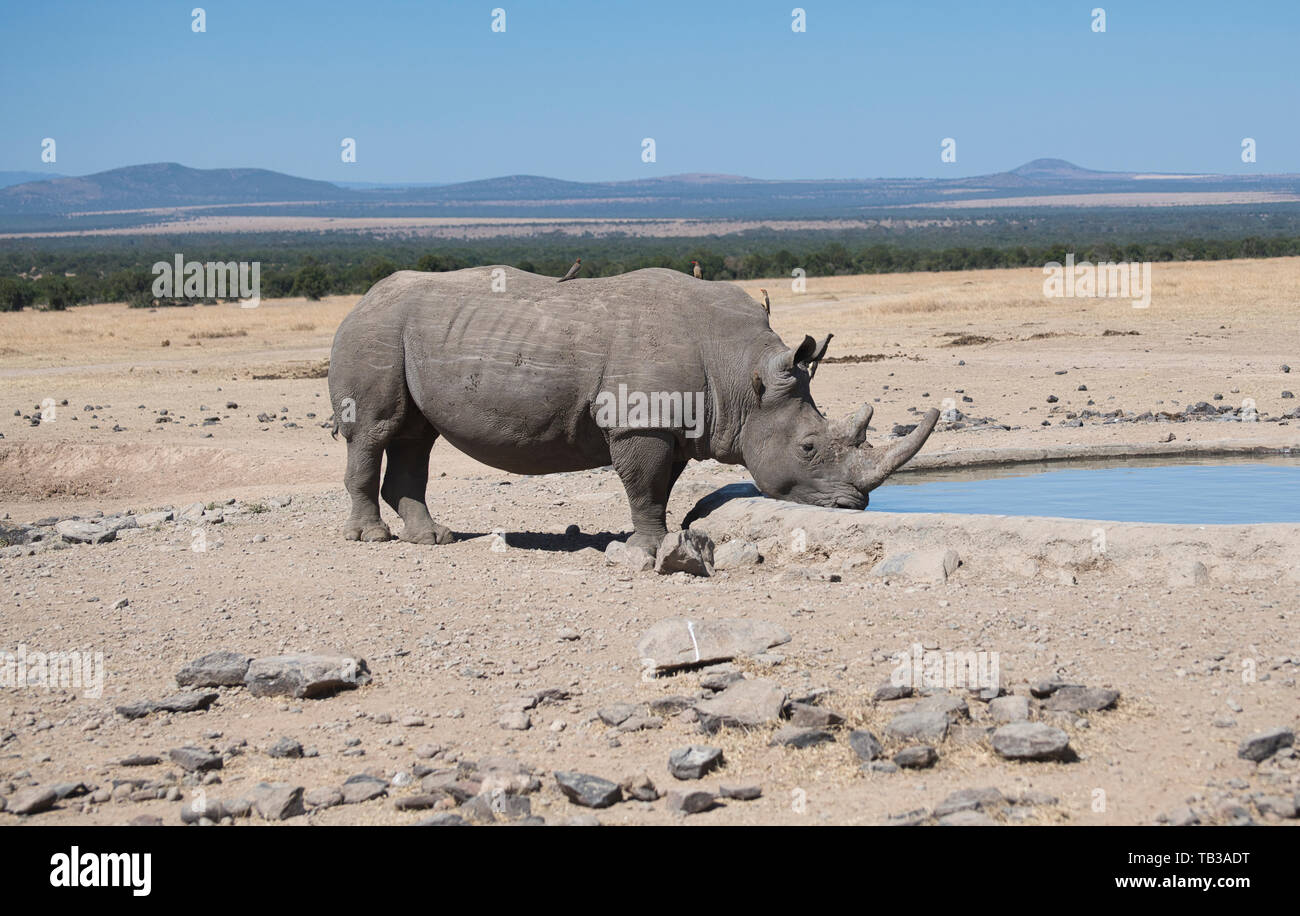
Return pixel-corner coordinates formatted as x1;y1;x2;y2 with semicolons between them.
608;429;676;558
381;436;454;545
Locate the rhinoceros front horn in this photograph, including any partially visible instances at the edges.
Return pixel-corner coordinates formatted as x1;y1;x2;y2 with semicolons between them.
852;408;940;492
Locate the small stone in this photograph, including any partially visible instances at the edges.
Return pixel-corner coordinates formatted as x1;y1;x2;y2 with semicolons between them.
870;548;960;582
8;786;57;816
605;540;653;571
935;787;1006;817
787;701;845;728
695;678;788;733
1237;727;1294;762
304;786;343;809
498;711;531;731
249;782;305;821
597;704;637;727
666;789;717;814
555;771;622;809
713;539;762;569
243;654;371;698
637;618;790;673
885;710;950;743
620;773;661;802
770;725;835;749
168;746;223;772
175;650;252;687
938;809;998;826
719;784;762;801
894;745;938;769
848;729;885;762
668;745;724;780
988;695;1031;723
991;723;1071;761
655;529;715;576
340;774;389;805
54;520;116;544
267;737;303;759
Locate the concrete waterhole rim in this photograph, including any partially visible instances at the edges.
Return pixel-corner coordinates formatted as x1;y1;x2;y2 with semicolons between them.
686;440;1300;587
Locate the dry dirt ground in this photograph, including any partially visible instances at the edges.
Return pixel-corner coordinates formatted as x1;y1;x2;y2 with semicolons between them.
1;258;1297;826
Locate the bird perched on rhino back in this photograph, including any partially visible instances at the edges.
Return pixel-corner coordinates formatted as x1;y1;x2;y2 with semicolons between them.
691;260;702;279
558;257;582;282
758;288;771;314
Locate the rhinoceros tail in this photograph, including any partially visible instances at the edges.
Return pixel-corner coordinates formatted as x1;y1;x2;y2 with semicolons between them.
330;415;339;440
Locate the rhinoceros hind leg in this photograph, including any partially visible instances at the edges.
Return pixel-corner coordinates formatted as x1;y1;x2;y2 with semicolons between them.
343;433;393;542
609;430;677;557
382;433;454;545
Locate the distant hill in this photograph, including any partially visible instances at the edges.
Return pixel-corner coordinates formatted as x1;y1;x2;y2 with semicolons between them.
0;162;357;214
1;159;1297;229
0;170;64;189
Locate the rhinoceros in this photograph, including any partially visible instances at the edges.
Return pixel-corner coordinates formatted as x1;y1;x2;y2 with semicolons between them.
328;266;938;558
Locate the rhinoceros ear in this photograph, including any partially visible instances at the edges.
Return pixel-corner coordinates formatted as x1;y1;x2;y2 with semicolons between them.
791;335;819;368
802;333;833;380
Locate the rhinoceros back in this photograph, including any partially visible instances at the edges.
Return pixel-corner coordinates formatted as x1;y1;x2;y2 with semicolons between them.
331;266;768;473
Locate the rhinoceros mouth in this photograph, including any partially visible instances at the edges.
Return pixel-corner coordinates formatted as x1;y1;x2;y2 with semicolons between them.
830;494;867;510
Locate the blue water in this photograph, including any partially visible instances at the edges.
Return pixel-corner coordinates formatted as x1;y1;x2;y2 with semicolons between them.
869;460;1300;524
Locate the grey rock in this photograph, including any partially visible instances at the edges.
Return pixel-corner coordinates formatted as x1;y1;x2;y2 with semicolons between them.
7;786;57;816
770;725;835;749
885;710;950;743
555;771;622;809
120;755;161;767
304;786;343;809
912;694;970;723
620;773;660;802
154;691;219;714
1042;686;1119;713
666;789;717;814
848;729;885;762
605;540;653;571
667;745;723;780
340;774;388;804
695;678;788;733
1237;727;1294;762
415;813;468;826
637;617;790;673
243;653;371;698
894;745;938;769
1029;679;1077;698
1254;795;1297;819
597;704;637;727
873;683;914;702
1167;806;1200;826
787;701;845;727
175;650;251;687
938;809;999;826
719;784;762;800
393;794;443;812
267;737;303;759
55;520;116;544
249;782;305;821
168;746;223;772
713;539;762;569
934;787;1006;817
655;529;715;576
870;548;960;582
988;695;1031;723
991;723;1071;761
136;510;173;526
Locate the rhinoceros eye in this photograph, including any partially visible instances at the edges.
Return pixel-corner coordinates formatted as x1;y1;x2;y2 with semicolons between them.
799;439;816;455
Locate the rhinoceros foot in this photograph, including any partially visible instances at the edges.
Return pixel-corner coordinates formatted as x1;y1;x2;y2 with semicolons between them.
400;522;454;545
344;521;393;542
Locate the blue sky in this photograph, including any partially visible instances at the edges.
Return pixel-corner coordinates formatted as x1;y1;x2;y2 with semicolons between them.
2;1;1297;182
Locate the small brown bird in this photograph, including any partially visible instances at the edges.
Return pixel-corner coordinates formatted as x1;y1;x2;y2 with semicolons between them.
558;258;581;282
758;288;771;314
692;260;702;280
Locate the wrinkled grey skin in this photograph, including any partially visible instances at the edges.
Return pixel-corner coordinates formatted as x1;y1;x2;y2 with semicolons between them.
328;266;938;556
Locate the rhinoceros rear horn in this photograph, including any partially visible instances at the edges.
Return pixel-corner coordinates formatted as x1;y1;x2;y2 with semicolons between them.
830;403;873;447
853;408;940;491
